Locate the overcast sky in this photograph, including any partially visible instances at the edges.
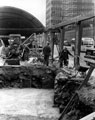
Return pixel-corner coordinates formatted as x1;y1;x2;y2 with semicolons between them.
0;0;46;26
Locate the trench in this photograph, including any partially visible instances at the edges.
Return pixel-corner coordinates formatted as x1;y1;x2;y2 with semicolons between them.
0;64;95;120
0;64;60;120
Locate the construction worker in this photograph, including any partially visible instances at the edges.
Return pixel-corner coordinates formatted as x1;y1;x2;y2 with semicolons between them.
59;47;73;67
43;42;51;66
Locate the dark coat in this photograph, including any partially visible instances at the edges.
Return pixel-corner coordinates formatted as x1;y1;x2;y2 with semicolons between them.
43;45;51;56
59;49;72;60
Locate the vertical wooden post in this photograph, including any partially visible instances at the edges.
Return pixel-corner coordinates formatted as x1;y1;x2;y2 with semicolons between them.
59;27;65;53
93;17;95;47
58;27;65;68
43;32;48;47
74;21;83;68
50;31;54;63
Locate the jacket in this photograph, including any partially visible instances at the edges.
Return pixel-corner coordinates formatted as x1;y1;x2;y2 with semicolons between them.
43;45;51;56
59;49;72;60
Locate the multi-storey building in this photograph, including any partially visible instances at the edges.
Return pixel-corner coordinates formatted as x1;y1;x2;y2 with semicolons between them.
46;0;95;39
62;0;95;39
46;0;95;27
46;0;63;28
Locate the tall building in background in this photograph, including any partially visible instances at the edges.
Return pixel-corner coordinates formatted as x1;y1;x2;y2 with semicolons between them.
46;0;95;39
46;0;95;27
62;0;95;39
46;0;63;28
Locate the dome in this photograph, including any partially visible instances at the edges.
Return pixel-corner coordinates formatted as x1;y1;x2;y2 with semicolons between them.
0;6;45;37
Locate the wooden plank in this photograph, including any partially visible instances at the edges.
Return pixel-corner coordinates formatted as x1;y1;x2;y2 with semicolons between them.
84;58;95;64
74;21;83;68
46;12;95;30
80;112;95;120
59;27;65;52
94;17;95;47
54;13;95;29
51;32;55;62
58;64;95;120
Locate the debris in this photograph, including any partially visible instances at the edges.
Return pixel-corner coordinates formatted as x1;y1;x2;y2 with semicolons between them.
54;66;95;120
0;64;57;89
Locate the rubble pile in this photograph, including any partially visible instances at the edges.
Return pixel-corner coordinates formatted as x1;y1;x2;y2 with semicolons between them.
54;68;95;120
0;65;56;88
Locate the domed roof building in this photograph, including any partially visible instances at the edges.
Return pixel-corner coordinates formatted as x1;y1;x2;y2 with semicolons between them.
0;6;45;37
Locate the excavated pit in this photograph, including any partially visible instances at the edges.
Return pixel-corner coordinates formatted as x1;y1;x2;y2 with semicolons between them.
54;69;95;120
0;64;59;120
0;64;56;89
0;64;95;120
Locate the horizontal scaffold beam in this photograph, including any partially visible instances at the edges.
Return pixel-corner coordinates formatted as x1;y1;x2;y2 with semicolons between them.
46;12;95;31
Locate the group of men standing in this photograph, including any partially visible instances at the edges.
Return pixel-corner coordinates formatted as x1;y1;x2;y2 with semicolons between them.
43;42;73;67
0;36;73;67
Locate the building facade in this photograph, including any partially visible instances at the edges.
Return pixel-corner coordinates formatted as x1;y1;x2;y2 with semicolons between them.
62;0;95;21
46;0;95;39
46;0;63;28
46;0;95;27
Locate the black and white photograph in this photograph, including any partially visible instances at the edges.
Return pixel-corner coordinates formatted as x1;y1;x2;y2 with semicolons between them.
0;0;95;120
